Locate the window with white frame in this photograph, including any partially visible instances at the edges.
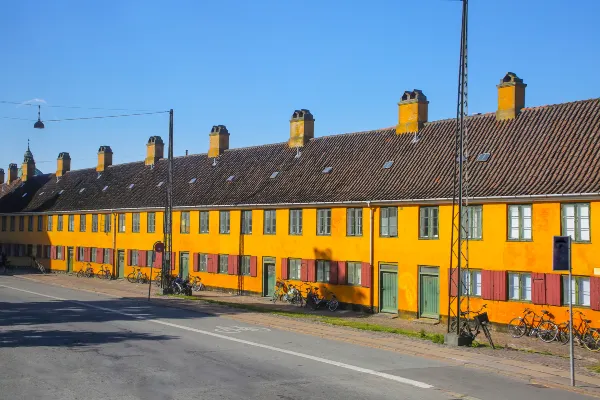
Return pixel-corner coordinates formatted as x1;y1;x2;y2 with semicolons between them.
57;215;63;231
288;258;301;280
241;256;251;276
132;213;141;233
347;262;362;285
264;210;276;234
104;214;111;232
91;247;97;263
131;251;138;267
562;276;590;306
380;207;398;237
289;209;302;235
316;260;330;282
78;247;85;261
118;214;126;233
508;272;531;301
461;205;482;240
218;254;228;273
419;206;439;239
199;211;209;233
79;215;86;232
508;205;532;241
346;208;363;236
241;210;252;234
219;211;230;234
317;209;331;236
103;249;110;264
92;214;98;232
147;212;156;233
56;246;63;260
27;216;33;232
180;211;190;234
37;215;43;232
47;215;53;231
461;269;482;296
68;215;74;232
562;203;590;242
146;251;154;267
198;253;208;272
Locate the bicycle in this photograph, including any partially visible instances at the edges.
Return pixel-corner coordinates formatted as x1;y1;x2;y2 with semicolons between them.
281;282;304;307
557;311;600;352
189;276;205;292
508;308;559;343
307;286;339;311
127;268;149;284
153;271;163;286
453;305;495;349
449;304;488;334
76;263;94;278
271;280;287;303
96;265;112;280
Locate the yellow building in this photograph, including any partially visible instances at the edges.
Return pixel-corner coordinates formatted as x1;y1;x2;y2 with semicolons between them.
1;72;599;325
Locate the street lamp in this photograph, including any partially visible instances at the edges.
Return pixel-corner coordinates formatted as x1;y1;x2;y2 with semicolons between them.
33;105;44;129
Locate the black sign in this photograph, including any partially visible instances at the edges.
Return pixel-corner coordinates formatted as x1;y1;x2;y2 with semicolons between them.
553;236;571;271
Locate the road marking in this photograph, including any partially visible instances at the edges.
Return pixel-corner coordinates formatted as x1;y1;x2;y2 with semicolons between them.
1;283;433;389
214;325;271;334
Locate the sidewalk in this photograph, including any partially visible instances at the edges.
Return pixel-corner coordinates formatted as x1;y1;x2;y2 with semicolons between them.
10;271;600;397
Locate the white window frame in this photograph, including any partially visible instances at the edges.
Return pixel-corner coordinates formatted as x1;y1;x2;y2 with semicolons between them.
264;210;276;235
419;206;439;239
199;254;208;272
57;215;63;231
132;213;141;233
147;212;156;233
131;250;138;267
218;254;228;273
562;203;590;243
199;211;209;234
316;260;330;283
346;208;363;236
104;214;111;233
241;210;252;234
47;215;53;231
92;214;98;232
68;215;75;232
241;256;251;276
508;272;532;301
288;258;301;280
219;211;230;234
462;205;483;240
347;262;362;286
91;247;97;263
180;211;190;234
79;214;86;232
380;207;398;237
289;209;303;235
118;214;126;233
461;269;482;297
508;205;532;241
562;276;591;306
317;209;331;236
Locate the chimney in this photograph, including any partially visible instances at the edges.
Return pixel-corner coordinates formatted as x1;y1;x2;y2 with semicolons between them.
97;146;113;172
289;109;314;148
145;136;164;166
56;152;71;177
0;168;4;185
496;72;526;121
396;90;428;134
8;164;18;184
208;125;229;158
21;144;36;182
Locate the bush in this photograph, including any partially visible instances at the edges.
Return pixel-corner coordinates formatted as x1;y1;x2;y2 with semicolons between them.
431;334;445;344
419;329;427;338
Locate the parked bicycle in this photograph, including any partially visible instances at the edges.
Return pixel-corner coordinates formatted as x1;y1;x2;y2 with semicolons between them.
171;276;192;296
127;268;149;284
508;308;558;343
189;276;205;292
96;265;112;280
557;311;600;351
306;286;339;311
76;263;94;278
451;304;495;349
271;280;287;303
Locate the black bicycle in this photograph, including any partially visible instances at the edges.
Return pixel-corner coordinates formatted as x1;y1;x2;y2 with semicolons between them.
451;304;495;349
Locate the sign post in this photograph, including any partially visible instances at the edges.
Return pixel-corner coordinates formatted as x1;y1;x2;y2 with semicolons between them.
553;235;574;387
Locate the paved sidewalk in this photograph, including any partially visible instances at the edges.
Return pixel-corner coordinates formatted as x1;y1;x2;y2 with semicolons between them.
10;271;600;398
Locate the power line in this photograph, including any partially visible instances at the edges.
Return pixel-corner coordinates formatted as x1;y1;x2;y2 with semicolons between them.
0;100;159;112
1;110;169;123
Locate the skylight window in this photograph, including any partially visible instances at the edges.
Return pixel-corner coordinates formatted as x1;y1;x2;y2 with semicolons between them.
39;192;44;196
322;167;333;174
270;172;279;179
157;181;164;187
97;173;102;179
79;188;85;193
19;183;25;188
383;161;394;169
476;153;491;162
226;175;235;182
59;190;65;195
22;193;27;198
103;186;109;192
189;178;197;184
128;184;134;189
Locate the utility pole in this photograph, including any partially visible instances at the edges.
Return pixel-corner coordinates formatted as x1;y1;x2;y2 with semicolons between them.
162;109;174;293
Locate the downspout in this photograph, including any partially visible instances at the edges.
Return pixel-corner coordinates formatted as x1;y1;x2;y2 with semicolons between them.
112;211;117;277
367;201;374;313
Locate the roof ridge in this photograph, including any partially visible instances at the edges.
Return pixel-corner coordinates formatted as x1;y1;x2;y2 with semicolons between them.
520;97;600;112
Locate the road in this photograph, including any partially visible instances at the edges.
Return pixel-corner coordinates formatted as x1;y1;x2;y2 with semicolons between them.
0;276;594;400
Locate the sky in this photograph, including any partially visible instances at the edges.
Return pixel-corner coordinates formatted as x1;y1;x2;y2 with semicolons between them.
0;0;598;172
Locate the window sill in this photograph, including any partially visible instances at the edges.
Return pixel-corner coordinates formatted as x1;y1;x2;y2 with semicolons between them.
289;233;303;236
572;241;592;244
219;232;230;235
508;298;532;303
418;237;439;240
316;234;331;237
380;236;398;238
507;239;533;242
346;235;363;238
263;232;276;235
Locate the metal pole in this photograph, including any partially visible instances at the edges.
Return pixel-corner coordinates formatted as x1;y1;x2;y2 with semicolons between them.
162;109;174;294
568;235;575;386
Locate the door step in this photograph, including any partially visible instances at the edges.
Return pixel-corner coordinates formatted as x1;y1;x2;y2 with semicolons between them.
412;317;440;325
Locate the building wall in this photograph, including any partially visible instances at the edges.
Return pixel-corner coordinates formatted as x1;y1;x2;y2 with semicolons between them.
1;200;598;325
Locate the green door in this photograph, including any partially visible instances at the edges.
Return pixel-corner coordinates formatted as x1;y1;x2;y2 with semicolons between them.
117;250;125;279
380;271;398;313
180;252;189;278
67;247;74;273
263;259;275;297
420;273;440;318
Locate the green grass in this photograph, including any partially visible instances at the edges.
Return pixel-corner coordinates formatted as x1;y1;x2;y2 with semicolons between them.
588;365;600;374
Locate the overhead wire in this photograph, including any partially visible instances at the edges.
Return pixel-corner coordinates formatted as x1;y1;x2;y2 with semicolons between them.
0;100;159;112
1;110;169;123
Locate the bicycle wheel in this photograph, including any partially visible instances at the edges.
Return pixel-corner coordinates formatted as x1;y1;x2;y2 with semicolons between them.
482;325;495;349
557;323;570;345
153;274;162;286
76;270;84;278
508;318;527;338
537;320;558;343
126;272;136;283
328;298;339;312
583;329;600;352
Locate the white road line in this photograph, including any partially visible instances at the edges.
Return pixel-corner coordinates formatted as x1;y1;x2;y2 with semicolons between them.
0;284;434;389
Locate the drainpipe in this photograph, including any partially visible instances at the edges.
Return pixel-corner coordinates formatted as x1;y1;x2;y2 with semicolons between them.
367;201;374;313
112;211;117;277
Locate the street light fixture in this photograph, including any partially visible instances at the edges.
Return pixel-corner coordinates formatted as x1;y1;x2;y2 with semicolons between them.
33;105;44;129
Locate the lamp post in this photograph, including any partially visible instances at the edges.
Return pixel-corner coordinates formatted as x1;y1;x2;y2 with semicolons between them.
33;105;44;129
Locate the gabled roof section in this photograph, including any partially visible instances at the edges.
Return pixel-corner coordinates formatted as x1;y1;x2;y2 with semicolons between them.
0;98;599;213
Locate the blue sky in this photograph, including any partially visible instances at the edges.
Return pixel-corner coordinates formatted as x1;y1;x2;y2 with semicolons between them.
0;0;598;172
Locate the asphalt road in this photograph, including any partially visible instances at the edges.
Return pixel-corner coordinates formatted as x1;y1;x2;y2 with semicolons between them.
0;276;594;400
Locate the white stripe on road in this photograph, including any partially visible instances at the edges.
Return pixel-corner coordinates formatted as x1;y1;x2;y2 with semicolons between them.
0;284;433;389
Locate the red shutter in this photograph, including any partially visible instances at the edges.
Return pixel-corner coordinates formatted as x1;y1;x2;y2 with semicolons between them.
97;248;104;264
60;246;65;260
153;251;162;269
86;247;92;262
127;250;132;266
545;273;561;306
228;255;235;275
108;249;114;265
233;256;240;275
591;277;600;311
193;253;199;272
171;252;176;270
337;261;347;285
75;246;80;261
281;258;288;280
300;259;308;281
50;246;56;260
449;268;459;297
532;272;546;305
329;261;338;284
250;256;257;277
211;254;218;273
307;259;316;282
481;270;493;300
494;271;507;301
139;250;147;267
361;262;371;288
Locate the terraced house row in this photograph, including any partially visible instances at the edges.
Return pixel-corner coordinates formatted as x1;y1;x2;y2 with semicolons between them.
1;72;600;324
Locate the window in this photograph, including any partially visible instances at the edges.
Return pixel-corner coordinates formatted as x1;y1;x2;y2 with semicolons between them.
562;203;590;242
219;211;230;234
37;215;43;232
47;215;53;231
264;210;276;234
92;214;98;232
10;216;15;232
380;207;398;237
19;216;24;231
130;250;138;266
78;247;85;261
289;209;303;235
104;214;112;232
46;246;52;259
241;210;252;234
91;247;97;263
1;216;6;232
317;209;331;236
198;254;208;272
103;249;111;264
199;211;209;233
563;276;591;306
346;208;363;236
462;205;483;240
147;212;156;233
218;254;228;274
146;251;154;267
508;272;532;301
288;258;301;280
27;216;33;232
316;260;330;282
80;215;86;232
27;244;33;256
56;246;63;260
461;269;482;297
508;205;532;241
347;262;362;286
241;256;251;276
132;213;141;233
180;211;190;234
68;215;74;232
419;207;439;239
118;214;126;232
57;215;63;231
180;252;189;276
